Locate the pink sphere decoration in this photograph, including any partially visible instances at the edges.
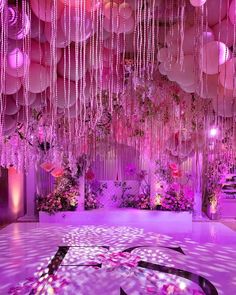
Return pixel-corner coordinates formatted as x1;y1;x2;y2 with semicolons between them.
30;0;63;22
229;0;236;25
61;6;93;42
1;74;21;95
104;2;119;19
6;6;30;40
196;74;219;99
190;0;206;7
212;97;236;117
55;78;78;108
30;12;45;39
13;88;37;106
3;115;15;131
57;46;88;81
119;3;133;19
157;48;169;63
176;55;196;86
201;41;230;75
5;96;20;115
212;19;235;47
219;58;236;90
6;48;30;78
25;63;50;93
42;43;62;66
183;26;215;54
205;0;227;26
117;16;135;34
44;21;71;48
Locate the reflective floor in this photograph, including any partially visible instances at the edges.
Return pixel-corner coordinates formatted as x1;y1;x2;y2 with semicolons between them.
0;213;236;294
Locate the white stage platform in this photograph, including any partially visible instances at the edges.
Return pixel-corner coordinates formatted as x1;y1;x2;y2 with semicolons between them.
39;208;192;233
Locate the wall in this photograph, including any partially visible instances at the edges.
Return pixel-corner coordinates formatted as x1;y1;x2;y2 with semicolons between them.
0;168;9;225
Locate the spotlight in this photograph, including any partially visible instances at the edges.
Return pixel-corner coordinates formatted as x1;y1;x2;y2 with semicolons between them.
209;127;218;138
179;281;186;290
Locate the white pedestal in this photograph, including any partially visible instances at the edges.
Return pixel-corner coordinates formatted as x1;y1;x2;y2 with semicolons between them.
39;209;192;233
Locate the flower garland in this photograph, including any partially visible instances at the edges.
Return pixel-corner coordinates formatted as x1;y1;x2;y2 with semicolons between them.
37;172;79;215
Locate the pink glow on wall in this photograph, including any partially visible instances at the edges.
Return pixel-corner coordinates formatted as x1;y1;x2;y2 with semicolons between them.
8;167;24;218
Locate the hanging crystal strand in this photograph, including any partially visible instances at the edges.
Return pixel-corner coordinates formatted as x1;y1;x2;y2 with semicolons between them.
0;1;6;144
49;0;58;152
146;0;152;80
109;2;115;114
80;0;86;136
98;6;104;124
142;0;147;76
63;0;68;148
78;2;84;137
137;0;143;78
75;2;79;139
150;0;156;79
67;1;72;144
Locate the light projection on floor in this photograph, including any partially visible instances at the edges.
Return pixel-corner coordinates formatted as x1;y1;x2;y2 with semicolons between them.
1;224;236;294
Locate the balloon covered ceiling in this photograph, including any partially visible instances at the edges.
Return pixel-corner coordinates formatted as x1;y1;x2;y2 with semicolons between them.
0;0;236;171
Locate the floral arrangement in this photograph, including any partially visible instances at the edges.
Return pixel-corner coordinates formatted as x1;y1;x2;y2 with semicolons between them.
37;172;79;214
85;169;107;210
160;183;194;212
118;167;151;209
204;157;229;216
121;193;150;209
154;161;194;212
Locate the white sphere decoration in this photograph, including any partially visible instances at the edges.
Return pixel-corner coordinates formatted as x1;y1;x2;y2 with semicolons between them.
190;0;207;7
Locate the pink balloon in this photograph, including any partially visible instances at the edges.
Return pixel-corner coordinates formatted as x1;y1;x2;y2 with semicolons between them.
64;105;79;118
13;88;37;106
58;0;97;12
30;12;45;39
44;21;71;48
212;19;235;47
1;74;21;95
157;48;168;63
196;74;219;98
55;78;78;108
103;15;120;33
218;84;236;99
61;6;93;42
30;40;43;64
5;96;20;115
119;2;133;19
159;63;168;75
4;115;15;131
175;55;196;86
229;0;236;25
212;97;236;117
219;58;236;90
57;46;88;81
104;2;119;19
201;41;230;75
117;16;135;34
181;83;195;93
6;6;30;40
205;0;227;26
6;48;30;78
42;43;62;66
190;0;207;7
30;0;63;22
24;63;50;93
183;26;214;54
